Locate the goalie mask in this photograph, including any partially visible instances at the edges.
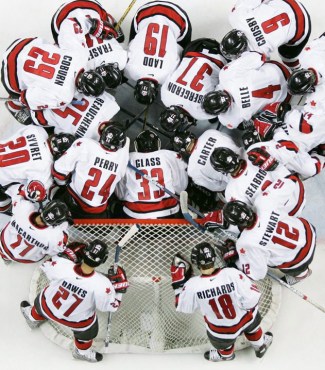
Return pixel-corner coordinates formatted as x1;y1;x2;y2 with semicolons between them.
40;200;73;227
134;130;161;153
287;69;317;95
220;29;248;60
95;63;123;89
191;242;216;269
48;133;76;160
76;70;105;97
210;147;240;174
134;79;158;105
159;105;196;132
100;123;126;151
83;239;108;267
223;200;254;228
202;90;231;115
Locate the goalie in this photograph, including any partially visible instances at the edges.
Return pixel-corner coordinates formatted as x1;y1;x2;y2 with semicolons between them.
170;243;272;362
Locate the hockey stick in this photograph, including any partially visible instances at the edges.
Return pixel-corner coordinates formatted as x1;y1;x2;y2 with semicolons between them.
179;190;237;243
267;271;325;314
104;224;141;348
0;97;85;106
115;0;138;31
124;106;147;130
127;162;203;217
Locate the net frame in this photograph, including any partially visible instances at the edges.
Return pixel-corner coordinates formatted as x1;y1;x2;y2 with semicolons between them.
29;219;281;354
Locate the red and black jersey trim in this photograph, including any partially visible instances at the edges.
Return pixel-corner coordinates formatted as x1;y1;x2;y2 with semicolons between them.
283;0;309;45
287;174;305;216
34;110;49;126
278;140;299;153
184;51;225;69
277;218;315;269
51;164;69;181
135;4;188;37
204;310;254;335
40;288;96;329
299;115;313;134
124;197;178;214
3;38;35;95
67;186;108;214
265;60;291;81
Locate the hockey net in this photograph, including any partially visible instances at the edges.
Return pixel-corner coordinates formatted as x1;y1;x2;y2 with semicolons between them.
29;219;281;353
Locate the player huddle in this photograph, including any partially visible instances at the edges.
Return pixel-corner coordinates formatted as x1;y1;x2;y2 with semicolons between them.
0;0;324;364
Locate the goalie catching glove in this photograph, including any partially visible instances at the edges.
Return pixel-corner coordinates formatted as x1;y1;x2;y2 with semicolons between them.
247;147;279;171
107;266;129;293
170;253;193;290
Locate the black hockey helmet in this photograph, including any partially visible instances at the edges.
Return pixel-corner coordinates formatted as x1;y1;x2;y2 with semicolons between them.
159;105;196;132
76;69;105;97
134;78;158;105
287;69;317;95
220;29;248;60
83;239;108;267
95;63;123;89
191;242;216;269
182;37;221;57
100;122;126;151
134;130;161;153
172;130;197;154
40;200;73;226
48;133;76;160
210;147;240;174
223;200;254;228
202;90;231;115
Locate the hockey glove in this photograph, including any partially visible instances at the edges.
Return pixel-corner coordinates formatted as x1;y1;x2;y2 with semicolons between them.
60;242;87;263
107;266;129;293
170;253;193;290
247;147;279;171
202;210;229;231
26;180;47;202
88;18;118;39
218;239;238;266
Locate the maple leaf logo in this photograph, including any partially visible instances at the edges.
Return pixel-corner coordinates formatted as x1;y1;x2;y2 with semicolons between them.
240;248;246;254
106;288;111;294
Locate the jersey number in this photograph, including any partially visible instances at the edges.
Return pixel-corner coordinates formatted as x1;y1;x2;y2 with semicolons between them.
251;84;281;99
23;47;60;79
52;286;83;317
144;23;169;57
10;234;34;257
0;136;30;167
261;13;290;34
271;221;299;249
81;168;116;203
136;168;165;200
209;294;236;319
176;57;213;92
52;99;90;126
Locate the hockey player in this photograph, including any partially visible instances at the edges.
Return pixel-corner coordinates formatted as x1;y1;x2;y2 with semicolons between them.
124;1;192;105
1;37;105;124
52;123;129;218
115;130;188;218
30;91;120;140
0;185;71;264
209;146;305;216
202;51;291;129
20;239;129;362
0;125;75;212
170;243;273;362
221;200;316;284
222;0;311;70
160;38;227;129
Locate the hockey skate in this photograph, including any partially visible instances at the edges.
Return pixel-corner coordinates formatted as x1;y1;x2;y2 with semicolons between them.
20;301;46;329
281;268;312;286
204;349;235;362
72;347;103;363
253;332;273;358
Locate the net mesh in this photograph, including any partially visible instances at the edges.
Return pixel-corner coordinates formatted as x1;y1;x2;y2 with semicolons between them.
29;220;281;353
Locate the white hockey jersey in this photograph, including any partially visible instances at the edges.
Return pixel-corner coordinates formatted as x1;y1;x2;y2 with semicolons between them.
0;186;68;263
124;1;191;83
234;203;316;281
187;129;240;192
176;267;261;339
0;125;53;191
229;0;310;59
116;149;188;218
31;92;120;140
216;52;290;129
160;48;226;120
52;137;129;213
38;255;120;330
1;37;87;110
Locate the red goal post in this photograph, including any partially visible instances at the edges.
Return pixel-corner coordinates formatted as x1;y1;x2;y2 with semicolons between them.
29;218;281;353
